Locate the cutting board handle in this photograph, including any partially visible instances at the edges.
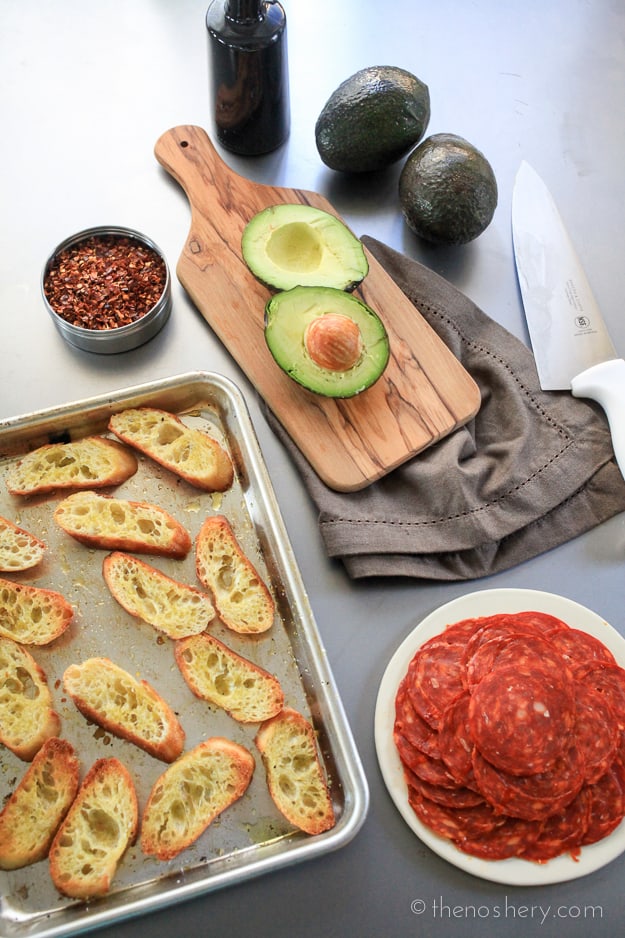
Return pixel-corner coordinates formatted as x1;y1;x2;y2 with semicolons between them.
155;125;248;227
155;125;345;241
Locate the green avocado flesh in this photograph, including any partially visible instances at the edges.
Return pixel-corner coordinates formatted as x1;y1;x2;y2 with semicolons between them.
241;204;368;292
264;286;390;398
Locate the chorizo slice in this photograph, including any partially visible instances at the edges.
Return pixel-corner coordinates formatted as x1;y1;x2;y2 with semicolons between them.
407;787;505;842
403;767;484;809
458;815;544;861
581;768;625;846
574;681;619;784
472;746;585;822
460;614;546;680
394;677;441;760
394;731;457;789
511;610;570;636
465;634;572;690
578;662;625;731
437;692;477;789
406;641;465;731
468;664;576;776
549;628;617;678
431;617;484;645
521;788;592;862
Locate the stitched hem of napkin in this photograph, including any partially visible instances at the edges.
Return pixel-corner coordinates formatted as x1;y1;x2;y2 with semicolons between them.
333;459;624;580
417;297;576;440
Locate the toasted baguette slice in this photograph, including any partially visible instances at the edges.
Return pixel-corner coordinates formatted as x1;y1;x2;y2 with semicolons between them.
255;708;335;835
140;737;254;860
109;407;234;492
0;516;46;572
5;436;137;496
0;737;80;870
54;491;191;558
0;636;61;761
175;632;284;722
0;576;73;645
195;515;274;634
102;551;215;639
63;657;185;762
49;757;138;899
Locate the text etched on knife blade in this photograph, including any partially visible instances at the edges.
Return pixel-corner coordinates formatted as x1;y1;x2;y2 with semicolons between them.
565;279;598;336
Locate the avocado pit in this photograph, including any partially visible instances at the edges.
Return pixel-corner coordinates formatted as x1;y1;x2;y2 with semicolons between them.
304;313;363;372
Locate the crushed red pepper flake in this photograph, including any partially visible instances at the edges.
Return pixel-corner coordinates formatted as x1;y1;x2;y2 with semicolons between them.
44;234;167;330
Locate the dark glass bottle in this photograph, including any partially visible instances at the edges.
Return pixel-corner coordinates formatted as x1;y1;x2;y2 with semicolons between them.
206;0;290;156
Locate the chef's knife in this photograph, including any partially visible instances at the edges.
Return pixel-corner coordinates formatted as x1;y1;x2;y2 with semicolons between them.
512;160;625;479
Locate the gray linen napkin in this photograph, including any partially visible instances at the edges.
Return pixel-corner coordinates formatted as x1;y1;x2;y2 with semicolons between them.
265;236;625;580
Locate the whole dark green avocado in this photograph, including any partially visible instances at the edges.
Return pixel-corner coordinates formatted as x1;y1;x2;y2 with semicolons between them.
399;134;498;245
315;66;430;173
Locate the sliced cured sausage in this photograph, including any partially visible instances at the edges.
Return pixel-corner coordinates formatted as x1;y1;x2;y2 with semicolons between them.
458;815;544;860
521;788;592;862
407;787;505;842
437;692;476;788
468;664;576;776
406;640;465;730
511;610;570;635
472;746;585;822
465;634;572;690
394;610;625;864
394;732;457;788
581;768;625;845
429;617;484;645
403;767;484;809
394;678;441;759
549;628;616;678
574;681;619;784
578;663;625;731
460;615;543;678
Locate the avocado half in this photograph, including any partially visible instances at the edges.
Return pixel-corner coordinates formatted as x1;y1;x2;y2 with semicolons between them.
242;204;368;292
264;285;390;398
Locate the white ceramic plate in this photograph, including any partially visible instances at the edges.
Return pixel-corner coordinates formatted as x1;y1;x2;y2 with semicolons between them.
374;588;625;885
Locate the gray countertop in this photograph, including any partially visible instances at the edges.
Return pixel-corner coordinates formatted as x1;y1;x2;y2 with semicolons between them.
1;1;625;936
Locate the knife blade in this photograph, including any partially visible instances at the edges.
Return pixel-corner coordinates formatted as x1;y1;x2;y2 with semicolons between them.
512;160;625;479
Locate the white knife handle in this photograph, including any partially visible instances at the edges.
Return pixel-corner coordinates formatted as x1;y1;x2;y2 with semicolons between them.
571;358;625;481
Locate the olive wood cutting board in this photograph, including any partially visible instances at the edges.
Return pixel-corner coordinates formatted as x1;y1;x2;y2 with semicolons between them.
154;125;480;492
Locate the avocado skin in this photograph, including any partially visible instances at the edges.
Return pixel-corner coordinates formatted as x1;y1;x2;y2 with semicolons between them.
399;134;498;245
264;286;390;398
315;66;430;174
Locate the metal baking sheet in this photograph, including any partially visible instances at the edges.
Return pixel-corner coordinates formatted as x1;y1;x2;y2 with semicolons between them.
0;371;369;938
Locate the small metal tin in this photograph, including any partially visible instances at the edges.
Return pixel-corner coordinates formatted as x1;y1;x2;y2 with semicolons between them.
41;225;171;354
